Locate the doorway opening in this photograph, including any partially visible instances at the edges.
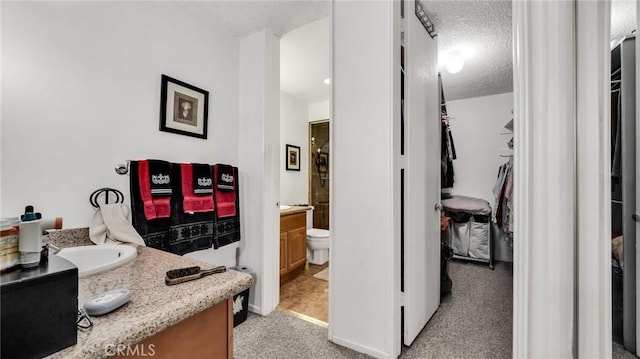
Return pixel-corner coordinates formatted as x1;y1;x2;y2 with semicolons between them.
277;17;331;325
399;1;514;356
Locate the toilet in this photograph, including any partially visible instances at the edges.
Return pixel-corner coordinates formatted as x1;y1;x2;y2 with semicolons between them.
306;228;330;265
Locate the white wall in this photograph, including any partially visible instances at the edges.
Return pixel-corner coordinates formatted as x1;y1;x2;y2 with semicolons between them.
238;29;280;316
331;1;400;358
1;2;239;229
447;92;514;261
279;92;308;205
447;92;513;203
309;100;330;122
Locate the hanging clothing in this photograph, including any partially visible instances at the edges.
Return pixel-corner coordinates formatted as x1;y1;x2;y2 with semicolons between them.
441;121;456;188
611;89;622;182
492;158;513;234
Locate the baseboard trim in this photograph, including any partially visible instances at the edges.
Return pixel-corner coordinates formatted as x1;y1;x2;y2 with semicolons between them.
330;335;391;359
278;308;329;328
248;304;262;315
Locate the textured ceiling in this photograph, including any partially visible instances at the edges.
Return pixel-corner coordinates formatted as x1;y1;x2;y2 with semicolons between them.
280;17;330;104
182;0;634;103
422;0;513;101
185;0;329;38
611;0;637;41
424;0;636;101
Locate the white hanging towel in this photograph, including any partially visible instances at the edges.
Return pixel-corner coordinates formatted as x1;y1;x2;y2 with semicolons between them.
90;203;146;246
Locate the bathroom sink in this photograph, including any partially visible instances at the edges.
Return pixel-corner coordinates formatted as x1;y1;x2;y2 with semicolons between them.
56;244;137;277
279;205;291;210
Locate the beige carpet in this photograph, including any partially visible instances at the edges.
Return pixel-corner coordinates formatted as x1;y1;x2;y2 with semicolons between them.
313;267;329;282
235;261;513;358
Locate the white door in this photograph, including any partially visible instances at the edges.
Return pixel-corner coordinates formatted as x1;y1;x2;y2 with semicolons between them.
402;0;441;346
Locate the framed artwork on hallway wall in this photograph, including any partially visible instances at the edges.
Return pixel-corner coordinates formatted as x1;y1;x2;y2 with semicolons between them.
286;144;301;171
159;74;209;139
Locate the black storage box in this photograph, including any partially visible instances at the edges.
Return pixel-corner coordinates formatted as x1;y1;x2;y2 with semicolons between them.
233;288;250;327
231;265;255;327
1;255;78;359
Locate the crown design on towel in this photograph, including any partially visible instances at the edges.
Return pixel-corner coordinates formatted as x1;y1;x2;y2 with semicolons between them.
151;174;170;185
221;173;233;183
197;177;212;187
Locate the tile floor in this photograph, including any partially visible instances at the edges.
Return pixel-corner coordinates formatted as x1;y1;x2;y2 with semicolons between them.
278;262;329;323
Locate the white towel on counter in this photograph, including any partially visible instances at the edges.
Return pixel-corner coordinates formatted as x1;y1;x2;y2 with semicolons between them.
90;203;146;246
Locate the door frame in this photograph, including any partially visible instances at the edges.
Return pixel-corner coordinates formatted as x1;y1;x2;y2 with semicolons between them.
512;1;580;357
575;1;612;357
513;1;614;357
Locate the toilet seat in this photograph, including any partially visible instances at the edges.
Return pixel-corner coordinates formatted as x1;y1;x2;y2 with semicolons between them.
307;228;329;238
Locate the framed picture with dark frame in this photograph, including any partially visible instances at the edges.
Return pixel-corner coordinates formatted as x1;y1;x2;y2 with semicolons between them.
286;144;301;171
159;74;209;139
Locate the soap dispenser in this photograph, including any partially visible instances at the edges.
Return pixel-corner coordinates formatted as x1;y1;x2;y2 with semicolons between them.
18;206;43;268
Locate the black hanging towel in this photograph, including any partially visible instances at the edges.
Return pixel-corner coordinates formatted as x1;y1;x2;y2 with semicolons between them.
192;163;214;195
130;161;214;255
213;165;241;249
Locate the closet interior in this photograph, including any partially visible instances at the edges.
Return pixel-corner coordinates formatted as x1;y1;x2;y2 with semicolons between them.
439;84;514;270
610;34;637;354
397;0;515;356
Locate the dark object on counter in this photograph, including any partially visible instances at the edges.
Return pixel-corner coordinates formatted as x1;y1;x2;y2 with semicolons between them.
165;265;227;286
1;255;78;359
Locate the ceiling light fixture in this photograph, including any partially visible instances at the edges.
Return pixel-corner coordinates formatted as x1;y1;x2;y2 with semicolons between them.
324;78;331;85
446;52;464;74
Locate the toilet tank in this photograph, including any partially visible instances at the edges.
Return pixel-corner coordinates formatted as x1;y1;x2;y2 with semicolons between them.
306;207;314;229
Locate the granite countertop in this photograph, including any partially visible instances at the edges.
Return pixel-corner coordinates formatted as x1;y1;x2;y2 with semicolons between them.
46;228;252;359
279;205;313;216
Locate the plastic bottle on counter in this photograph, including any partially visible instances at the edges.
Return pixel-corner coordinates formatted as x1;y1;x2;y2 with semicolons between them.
17;206;63;268
19;206;43;268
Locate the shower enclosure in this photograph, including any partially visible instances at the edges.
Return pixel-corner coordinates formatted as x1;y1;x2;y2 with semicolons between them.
310;120;330;229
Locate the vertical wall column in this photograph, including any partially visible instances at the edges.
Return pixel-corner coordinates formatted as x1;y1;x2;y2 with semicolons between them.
512;1;576;357
238;29;280;316
576;1;612;357
330;1;401;358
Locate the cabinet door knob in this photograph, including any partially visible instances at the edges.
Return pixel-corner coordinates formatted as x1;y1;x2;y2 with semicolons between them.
632;213;640;222
434;203;443;211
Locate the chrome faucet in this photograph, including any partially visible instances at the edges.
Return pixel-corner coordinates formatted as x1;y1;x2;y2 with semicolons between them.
48;243;62;255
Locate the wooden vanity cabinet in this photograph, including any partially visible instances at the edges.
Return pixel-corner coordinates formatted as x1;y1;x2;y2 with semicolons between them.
280;212;307;285
117;298;232;359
